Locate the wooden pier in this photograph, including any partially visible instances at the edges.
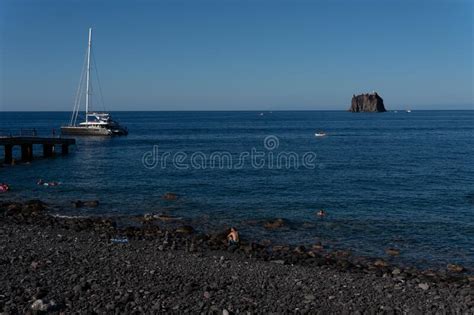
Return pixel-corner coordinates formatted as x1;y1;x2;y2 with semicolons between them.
0;134;75;164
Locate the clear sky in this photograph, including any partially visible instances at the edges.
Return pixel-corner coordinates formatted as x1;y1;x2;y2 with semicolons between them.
0;0;472;111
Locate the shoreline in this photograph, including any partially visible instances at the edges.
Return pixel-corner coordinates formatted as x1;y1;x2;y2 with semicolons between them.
1;199;472;313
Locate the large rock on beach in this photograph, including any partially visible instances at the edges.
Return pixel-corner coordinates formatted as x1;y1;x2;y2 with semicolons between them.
2;200;46;217
1;202;22;215
349;92;387;112
207;229;230;248
175;225;194;234
374;259;389;268
23;200;47;213
272;245;290;252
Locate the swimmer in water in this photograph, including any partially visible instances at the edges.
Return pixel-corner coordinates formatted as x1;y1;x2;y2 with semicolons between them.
37;179;59;186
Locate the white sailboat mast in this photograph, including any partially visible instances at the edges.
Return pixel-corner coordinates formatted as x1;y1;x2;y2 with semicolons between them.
85;27;92;123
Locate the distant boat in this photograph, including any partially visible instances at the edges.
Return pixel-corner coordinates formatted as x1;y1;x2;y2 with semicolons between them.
406;110;412;113
61;28;128;136
315;131;327;137
259;112;264;116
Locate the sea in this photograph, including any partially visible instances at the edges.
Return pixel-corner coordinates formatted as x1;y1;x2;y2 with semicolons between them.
1;110;473;270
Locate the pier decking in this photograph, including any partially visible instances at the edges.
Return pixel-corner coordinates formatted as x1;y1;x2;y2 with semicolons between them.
0;131;75;164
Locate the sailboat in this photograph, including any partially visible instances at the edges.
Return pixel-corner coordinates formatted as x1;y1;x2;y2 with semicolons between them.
61;28;128;136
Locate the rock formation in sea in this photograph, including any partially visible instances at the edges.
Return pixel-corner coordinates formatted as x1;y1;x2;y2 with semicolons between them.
349;92;387;112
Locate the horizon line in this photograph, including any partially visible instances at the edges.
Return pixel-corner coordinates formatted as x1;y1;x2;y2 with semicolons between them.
1;109;473;112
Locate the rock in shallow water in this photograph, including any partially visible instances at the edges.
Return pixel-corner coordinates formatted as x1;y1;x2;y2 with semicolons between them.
385;248;400;256
293;245;306;254
312;242;324;251
264;218;285;229
162;192;179;201
156;214;182;222
71;200;99;208
447;264;464;273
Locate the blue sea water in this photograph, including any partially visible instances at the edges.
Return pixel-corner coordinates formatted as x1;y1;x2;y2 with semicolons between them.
1;110;473;270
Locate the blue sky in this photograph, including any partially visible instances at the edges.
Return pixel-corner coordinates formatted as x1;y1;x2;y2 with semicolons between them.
0;0;472;111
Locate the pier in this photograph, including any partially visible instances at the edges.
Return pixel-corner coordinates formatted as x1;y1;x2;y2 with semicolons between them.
0;129;75;164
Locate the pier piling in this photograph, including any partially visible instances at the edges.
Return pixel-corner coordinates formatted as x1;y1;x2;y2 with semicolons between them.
43;144;54;157
4;144;13;164
61;144;69;155
21;144;33;162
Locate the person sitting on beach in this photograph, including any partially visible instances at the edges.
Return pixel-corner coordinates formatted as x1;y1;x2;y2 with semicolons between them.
317;209;326;217
227;227;240;246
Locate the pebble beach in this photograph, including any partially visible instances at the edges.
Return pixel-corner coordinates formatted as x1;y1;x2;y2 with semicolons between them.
1;200;472;314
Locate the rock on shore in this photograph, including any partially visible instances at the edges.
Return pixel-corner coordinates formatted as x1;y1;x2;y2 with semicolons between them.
349;92;387;112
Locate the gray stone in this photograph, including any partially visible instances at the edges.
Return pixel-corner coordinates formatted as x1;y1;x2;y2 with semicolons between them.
418;283;429;291
271;260;285;265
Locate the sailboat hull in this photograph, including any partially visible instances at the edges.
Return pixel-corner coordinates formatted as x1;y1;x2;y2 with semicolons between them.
61;126;114;136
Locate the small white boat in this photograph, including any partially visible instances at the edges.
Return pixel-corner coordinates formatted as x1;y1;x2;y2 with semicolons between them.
406;110;412;113
314;132;327;137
